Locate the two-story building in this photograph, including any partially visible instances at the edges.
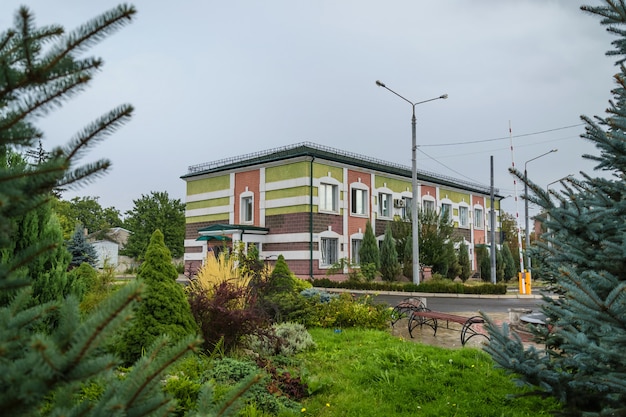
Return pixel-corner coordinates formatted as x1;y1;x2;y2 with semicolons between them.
181;142;504;278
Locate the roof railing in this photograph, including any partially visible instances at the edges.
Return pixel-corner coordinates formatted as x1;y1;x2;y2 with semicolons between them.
186;142;496;194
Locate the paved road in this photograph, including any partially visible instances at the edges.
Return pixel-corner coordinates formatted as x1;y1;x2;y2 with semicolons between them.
370;293;544;314
331;290;543;313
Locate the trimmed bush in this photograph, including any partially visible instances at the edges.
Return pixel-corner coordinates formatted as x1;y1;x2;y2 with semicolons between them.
309;278;507;294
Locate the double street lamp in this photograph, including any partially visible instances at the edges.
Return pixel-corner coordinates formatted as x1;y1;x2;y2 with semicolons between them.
524;149;557;278
375;80;448;285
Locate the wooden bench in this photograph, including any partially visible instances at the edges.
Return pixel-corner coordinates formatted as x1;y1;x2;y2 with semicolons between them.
408;309;489;346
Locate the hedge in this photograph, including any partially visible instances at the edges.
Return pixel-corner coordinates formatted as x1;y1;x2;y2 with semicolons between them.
309;278;507;295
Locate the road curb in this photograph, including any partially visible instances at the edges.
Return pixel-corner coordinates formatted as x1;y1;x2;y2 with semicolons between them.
316;287;549;300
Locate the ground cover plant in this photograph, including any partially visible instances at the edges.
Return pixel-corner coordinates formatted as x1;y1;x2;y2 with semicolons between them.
297;328;560;416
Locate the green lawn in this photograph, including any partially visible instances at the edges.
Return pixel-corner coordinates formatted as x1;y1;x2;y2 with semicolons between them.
296;328;559;417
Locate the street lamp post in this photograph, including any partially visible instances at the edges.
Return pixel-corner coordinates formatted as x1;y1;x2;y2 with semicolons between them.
546;174;573;193
375;80;447;285
524;149;557;279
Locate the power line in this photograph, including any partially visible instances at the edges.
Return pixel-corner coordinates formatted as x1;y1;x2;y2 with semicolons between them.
421;123;584;147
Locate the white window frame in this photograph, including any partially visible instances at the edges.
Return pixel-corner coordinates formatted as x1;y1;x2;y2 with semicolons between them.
459;205;469;228
320;237;339;266
350;187;368;216
422;199;435;214
401;196;412;220
351;238;362;265
240;193;254;224
474;207;484;229
441;202;452;221
319;182;339;213
379;192;392;218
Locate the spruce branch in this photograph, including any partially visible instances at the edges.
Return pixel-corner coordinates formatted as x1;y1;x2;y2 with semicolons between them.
64;104;134;162
44;4;137;69
68;281;142;370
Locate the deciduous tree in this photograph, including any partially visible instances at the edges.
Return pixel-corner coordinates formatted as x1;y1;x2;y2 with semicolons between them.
123;191;185;260
53;196;122;239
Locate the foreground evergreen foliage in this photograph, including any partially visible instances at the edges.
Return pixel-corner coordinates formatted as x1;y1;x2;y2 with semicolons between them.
484;2;626;415
0;6;251;416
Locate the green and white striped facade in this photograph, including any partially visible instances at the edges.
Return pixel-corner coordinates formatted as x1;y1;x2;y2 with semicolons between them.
181;142;505;278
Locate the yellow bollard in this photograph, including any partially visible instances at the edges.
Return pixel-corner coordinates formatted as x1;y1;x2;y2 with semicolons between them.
525;271;532;295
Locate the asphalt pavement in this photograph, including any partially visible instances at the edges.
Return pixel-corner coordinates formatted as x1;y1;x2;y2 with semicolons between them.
322;288;549;314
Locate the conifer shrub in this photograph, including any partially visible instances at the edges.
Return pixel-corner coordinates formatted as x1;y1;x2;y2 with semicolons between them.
116;230;198;364
359;221;380;277
257;254;313;323
380;225;401;282
67;262;100;301
67;223;99;269
458;242;472;282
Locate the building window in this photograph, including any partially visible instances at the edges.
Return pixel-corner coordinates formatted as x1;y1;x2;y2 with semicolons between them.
423;199;435;214
321;237;338;266
319;183;338;212
459;206;469;227
241;195;253;223
351;188;368;215
474;208;484;228
441;203;452;221
351;239;362;264
402;197;412;220
379;192;392;218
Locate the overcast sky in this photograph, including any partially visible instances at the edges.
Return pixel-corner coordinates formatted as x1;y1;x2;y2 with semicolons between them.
1;0;618;220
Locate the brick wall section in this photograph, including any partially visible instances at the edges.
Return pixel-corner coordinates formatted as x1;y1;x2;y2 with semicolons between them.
264;242;310;251
375;219;392;237
421;184;437;200
286;260;314;277
452;228;471;242
234;169;260;224
265;212;309;234
346;169;371;256
472;194;486;244
312;212;342;233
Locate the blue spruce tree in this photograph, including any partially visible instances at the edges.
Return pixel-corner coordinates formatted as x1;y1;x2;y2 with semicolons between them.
484;2;626;415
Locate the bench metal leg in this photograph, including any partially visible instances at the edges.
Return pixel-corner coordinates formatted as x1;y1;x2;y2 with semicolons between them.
390;298;425;327
460;316;490;346
408;308;438;338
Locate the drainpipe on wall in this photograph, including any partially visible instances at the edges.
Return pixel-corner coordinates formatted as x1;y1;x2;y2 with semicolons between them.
309;156;315;278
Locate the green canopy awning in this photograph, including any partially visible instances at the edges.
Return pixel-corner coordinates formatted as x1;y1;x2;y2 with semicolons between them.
197;223;269;236
195;235;232;241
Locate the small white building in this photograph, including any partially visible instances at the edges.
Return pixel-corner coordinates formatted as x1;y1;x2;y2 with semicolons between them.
87;227;133;272
91;240;119;268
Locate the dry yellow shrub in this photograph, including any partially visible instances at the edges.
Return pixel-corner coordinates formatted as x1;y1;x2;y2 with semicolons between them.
191;252;250;294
